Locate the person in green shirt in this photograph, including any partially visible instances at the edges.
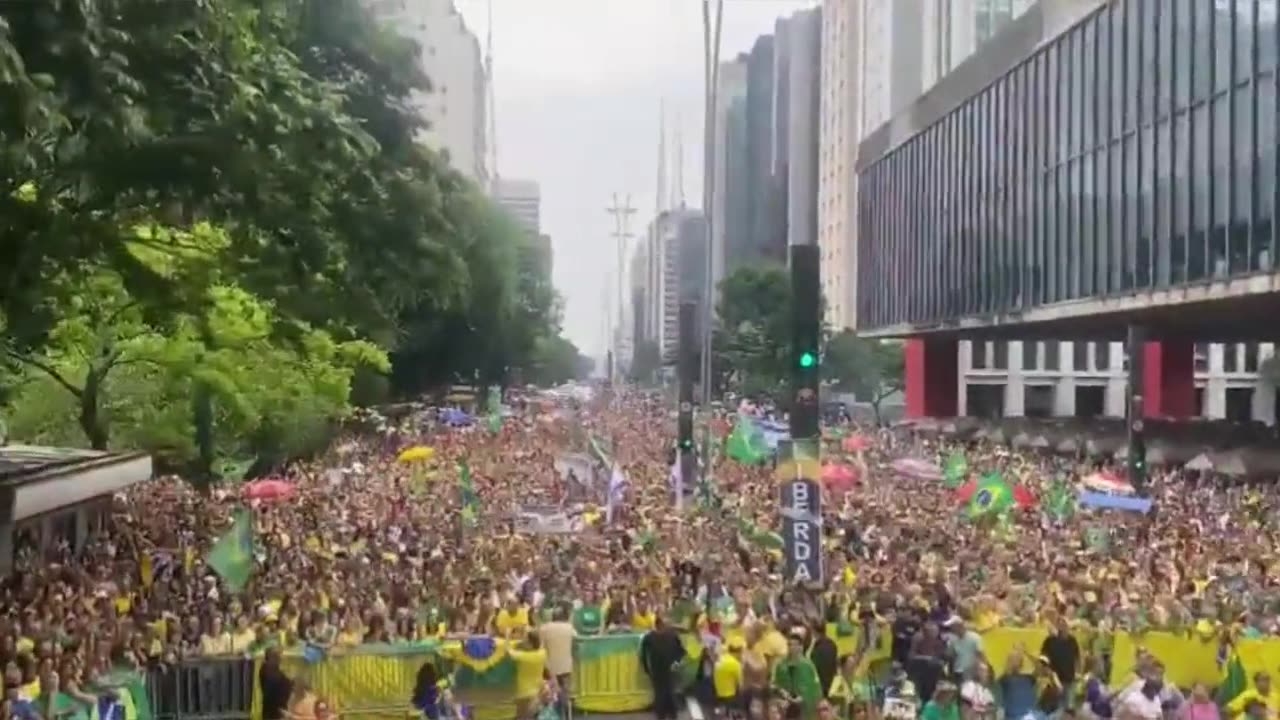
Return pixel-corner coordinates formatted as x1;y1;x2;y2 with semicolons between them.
772;633;823;719
919;681;961;720
573;595;604;635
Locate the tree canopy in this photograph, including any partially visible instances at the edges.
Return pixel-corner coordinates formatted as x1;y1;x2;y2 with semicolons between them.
0;0;577;476
712;266;903;411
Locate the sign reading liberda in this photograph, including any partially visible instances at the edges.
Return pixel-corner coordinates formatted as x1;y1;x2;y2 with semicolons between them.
776;438;823;585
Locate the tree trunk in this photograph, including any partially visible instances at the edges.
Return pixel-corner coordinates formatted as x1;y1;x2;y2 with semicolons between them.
79;370;109;450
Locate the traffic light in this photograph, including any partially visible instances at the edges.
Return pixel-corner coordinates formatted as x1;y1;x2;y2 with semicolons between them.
790;245;821;440
678;437;694;451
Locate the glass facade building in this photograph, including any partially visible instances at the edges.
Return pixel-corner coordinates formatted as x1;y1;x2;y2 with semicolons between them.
857;0;1280;331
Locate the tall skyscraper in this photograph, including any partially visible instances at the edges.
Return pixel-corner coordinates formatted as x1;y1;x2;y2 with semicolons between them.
367;0;488;183
712;57;748;294
782;8;822;251
818;0;864;330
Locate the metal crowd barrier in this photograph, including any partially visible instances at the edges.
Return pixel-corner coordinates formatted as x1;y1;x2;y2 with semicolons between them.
146;657;256;720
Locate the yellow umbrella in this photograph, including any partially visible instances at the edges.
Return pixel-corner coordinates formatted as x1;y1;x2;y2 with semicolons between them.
398;446;435;463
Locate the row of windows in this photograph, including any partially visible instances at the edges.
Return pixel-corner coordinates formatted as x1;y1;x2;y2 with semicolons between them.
857;0;1280;330
968;339;1271;374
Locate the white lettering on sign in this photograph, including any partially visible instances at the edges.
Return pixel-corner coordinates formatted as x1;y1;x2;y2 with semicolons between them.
787;480;818;582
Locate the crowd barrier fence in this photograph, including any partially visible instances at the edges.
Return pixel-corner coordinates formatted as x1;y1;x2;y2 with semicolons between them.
142;624;1277;720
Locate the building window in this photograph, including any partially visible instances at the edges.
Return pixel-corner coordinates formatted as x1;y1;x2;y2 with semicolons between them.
1245;342;1260;373
1194;342;1210;373
1044;341;1060;371
972;341;990;370
994;341;1008;370
1023;342;1038;371
1225;343;1240;374
1094;341;1112;372
1073;341;1089;372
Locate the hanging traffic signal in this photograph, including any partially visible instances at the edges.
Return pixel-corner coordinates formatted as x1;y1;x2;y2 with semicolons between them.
790;245;821;440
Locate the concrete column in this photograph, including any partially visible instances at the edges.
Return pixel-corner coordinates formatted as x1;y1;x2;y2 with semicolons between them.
1205;344;1227;419
1054;341;1076;416
1255;344;1276;424
1143;340;1195;418
904;337;959;418
1105;341;1126;416
1004;341;1026;417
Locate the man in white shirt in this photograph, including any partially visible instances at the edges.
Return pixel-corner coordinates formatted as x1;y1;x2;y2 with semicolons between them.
539;606;577;716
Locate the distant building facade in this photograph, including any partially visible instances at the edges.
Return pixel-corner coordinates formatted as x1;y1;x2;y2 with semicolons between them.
367;0;487;183
492;178;541;235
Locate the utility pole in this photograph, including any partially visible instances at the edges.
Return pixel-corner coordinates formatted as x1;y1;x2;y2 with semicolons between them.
781;244;823;587
699;0;725;489
606;194;636;383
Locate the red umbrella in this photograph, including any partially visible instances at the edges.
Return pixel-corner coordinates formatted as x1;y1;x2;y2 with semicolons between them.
243;479;295;501
841;435;871;452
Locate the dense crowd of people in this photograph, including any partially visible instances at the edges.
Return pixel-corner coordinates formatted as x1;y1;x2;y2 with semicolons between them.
2;388;1279;720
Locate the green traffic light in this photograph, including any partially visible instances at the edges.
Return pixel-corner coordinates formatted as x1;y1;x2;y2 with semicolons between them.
799;351;817;369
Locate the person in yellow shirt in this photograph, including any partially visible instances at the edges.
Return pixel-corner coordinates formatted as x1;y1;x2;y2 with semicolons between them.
509;633;548;720
495;595;532;639
1226;671;1280;719
714;637;746;711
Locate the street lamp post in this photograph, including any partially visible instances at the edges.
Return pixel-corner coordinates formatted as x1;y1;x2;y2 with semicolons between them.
700;0;725;488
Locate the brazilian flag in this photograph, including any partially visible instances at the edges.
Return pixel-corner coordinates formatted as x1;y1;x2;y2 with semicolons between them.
207;509;254;591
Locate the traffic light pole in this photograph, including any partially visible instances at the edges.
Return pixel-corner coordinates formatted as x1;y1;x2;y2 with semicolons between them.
1126;325;1148;495
677;301;697;511
779;245;823;587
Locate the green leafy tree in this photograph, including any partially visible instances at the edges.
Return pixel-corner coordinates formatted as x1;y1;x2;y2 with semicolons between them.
526;335;587;387
715;265;792;394
824;330;905;422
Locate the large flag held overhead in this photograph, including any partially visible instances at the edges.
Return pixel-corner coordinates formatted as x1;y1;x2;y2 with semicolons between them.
1044;479;1076;520
207;508;254;591
966;473;1014;519
726;416;770;465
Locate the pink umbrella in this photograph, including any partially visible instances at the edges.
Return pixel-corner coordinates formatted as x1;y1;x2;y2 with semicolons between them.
891;458;943;481
243;479;296;501
822;463;860;494
841;435;871;452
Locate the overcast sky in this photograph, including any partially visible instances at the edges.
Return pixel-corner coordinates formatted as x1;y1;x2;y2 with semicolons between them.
453;0;818;357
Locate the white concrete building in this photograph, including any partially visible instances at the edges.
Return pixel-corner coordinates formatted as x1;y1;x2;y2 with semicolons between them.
958;341;1278;424
368;0;487;183
492;178;541;235
818;0;863;330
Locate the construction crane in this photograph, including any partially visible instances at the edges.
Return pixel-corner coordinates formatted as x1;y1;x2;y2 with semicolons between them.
485;0;499;187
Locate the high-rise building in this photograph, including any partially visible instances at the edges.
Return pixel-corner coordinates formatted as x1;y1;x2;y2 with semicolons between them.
368;0;488;183
818;0;864;330
744;35;784;267
712;57;749;293
633;209;707;365
492;178;541;235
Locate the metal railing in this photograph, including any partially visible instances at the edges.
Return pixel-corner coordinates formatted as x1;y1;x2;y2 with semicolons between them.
146;657;255;720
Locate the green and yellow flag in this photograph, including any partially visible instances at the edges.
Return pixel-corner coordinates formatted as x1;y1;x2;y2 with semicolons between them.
207;508;254;591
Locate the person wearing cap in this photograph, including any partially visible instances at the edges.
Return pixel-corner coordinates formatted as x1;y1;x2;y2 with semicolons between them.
715;636;746;713
944;616;983;681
